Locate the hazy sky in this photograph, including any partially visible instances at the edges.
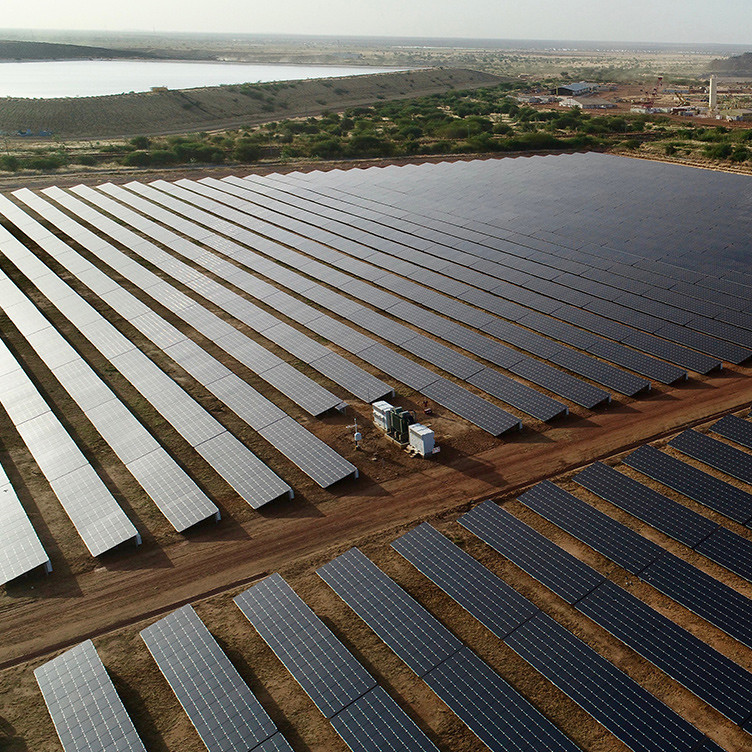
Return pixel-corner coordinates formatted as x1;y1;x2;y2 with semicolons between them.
2;0;750;45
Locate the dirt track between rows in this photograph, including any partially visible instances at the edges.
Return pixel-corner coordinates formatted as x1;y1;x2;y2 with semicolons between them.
2;363;752;671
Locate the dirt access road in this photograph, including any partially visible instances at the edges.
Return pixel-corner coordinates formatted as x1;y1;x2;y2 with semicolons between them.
2;363;751;670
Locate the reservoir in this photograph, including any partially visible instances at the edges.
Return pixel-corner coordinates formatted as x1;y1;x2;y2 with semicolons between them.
0;60;407;98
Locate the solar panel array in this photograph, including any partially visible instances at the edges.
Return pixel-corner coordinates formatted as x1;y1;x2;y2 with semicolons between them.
317;547;583;752
7;190;357;489
0;264;219;533
263;155;752;351
233;573;439;752
80;180;526;433
670;428;752;485
0;303;139;557
624;444;752;525
396;522;752;729
34;640;147;752
0;201;295;507
140;604;291;752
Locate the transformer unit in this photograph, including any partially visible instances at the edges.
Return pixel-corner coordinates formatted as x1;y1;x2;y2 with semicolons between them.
372;400;438;457
408;423;436;458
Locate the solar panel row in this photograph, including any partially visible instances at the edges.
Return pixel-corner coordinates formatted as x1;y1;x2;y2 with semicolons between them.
34;640;147;752
456;502;752;728
0;201;293;508
88;182;523;434
233;573;439;752
140;604;290;752
0;265;219;533
317;547;583;752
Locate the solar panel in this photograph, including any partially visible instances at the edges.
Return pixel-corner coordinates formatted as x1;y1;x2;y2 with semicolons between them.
257;416;357;488
576;581;752;725
507;356;610;409
0;465;50;584
670;429;752;485
422;647;582;752
624;444;752;524
317;548;462;677
329;686;439;752
504;612;711;752
233;574;376;718
517;481;665;575
193;431;292;508
712;414;752;451
140;605;284;752
466;368;568;422
34;640;147;752
458;500;604;604
419;379;522;436
391;523;539;639
317;549;582;752
640;552;752;648
574;461;719;548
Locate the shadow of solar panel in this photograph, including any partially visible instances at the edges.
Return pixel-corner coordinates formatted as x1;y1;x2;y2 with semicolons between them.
574;462;718;549
670;429;752;485
257;417;356;487
34;640;147;752
141;605;281;752
640;552;752;648
459;501;604;604
330;686;439;752
234;574;376;719
391;523;539;639
504;612;711;752
624;445;752;525
420;379;522;436
577;581;752;726
518;481;665;575
712;414;752;451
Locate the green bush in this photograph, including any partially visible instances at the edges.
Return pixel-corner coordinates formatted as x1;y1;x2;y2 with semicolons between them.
0;154;19;172
233;141;261;162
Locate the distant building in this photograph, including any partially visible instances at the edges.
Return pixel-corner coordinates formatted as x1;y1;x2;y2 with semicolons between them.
559;97;617;109
555;81;599;96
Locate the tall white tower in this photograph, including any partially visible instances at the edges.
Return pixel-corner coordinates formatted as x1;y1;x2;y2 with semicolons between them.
709;75;718;110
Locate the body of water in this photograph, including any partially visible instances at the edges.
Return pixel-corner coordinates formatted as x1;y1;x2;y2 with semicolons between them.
0;60;406;98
